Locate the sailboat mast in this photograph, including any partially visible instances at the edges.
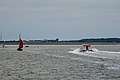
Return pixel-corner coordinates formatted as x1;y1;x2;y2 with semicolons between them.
0;33;2;41
19;34;21;39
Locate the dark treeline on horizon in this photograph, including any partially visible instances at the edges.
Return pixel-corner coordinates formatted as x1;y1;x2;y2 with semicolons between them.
1;38;120;43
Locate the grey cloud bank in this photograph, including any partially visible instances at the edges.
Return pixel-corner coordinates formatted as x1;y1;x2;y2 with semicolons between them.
0;0;120;40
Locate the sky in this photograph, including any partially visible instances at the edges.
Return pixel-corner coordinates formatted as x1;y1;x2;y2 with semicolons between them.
0;0;120;40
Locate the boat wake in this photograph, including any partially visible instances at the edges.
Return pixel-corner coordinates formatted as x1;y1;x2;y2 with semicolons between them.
68;48;99;54
68;48;120;59
68;44;120;71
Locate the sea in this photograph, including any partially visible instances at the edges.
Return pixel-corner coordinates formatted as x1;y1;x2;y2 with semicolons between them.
0;45;120;80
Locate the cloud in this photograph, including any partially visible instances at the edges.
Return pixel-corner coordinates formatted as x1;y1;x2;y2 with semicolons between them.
0;0;120;40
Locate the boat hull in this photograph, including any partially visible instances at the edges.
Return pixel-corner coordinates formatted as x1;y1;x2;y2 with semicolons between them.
17;48;23;51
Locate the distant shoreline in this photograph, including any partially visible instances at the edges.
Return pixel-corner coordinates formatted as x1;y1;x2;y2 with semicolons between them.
1;42;120;45
1;38;120;45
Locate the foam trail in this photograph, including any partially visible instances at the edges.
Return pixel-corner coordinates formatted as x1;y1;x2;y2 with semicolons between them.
92;48;99;52
68;48;80;54
68;48;120;59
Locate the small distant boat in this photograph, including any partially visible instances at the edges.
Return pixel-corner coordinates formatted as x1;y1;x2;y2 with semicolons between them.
68;44;99;54
80;44;93;52
0;44;5;48
17;34;23;51
25;41;29;47
25;45;29;47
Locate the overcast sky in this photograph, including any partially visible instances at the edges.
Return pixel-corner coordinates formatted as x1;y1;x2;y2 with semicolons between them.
0;0;120;40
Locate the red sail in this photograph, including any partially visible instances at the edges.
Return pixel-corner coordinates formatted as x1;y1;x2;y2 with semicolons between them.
19;38;23;48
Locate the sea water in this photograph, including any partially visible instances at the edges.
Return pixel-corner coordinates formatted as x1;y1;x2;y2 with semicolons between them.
0;45;120;80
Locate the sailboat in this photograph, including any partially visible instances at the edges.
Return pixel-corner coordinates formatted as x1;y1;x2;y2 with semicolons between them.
0;33;5;48
17;34;23;51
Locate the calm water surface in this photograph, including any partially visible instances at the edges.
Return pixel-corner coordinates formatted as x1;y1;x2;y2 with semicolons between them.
0;45;120;80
